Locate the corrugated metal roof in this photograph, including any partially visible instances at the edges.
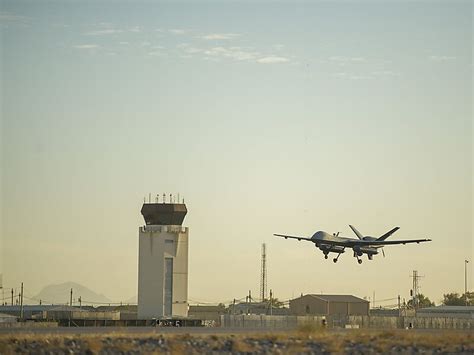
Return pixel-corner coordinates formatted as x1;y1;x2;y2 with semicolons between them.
189;305;225;312
307;294;369;303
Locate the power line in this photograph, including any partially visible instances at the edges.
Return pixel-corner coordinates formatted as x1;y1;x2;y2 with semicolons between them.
375;297;399;303
78;300;126;305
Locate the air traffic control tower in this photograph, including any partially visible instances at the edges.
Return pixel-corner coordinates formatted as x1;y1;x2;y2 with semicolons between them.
137;197;189;319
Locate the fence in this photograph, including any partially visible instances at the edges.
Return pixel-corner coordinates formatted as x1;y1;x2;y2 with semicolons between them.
221;314;472;330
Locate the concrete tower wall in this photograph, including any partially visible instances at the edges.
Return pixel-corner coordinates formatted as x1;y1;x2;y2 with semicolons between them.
137;225;189;319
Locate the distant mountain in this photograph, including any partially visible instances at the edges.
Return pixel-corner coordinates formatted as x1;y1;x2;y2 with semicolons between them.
34;282;112;305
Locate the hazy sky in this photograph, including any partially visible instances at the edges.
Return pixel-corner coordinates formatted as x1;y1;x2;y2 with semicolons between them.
1;0;472;307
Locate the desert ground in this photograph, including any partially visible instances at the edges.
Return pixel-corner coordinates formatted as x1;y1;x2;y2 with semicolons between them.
0;327;472;354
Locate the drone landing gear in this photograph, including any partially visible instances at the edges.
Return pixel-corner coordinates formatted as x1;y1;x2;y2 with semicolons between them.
353;251;363;264
333;253;342;263
324;253;328;259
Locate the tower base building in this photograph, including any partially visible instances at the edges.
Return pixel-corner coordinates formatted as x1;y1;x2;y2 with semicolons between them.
137;201;189;319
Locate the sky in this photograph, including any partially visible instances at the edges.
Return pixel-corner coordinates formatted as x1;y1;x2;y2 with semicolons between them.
0;0;472;307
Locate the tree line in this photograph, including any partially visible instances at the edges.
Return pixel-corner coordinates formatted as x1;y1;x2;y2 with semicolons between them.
408;292;473;308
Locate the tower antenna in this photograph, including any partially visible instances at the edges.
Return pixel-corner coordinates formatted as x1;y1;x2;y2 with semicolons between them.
410;270;424;309
260;243;267;302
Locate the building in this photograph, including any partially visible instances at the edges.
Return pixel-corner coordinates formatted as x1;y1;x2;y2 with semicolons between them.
228;302;290;316
188;305;226;322
0;305;122;321
137;200;189;319
290;294;369;316
0;305;79;319
416;305;474;319
0;313;17;323
0;305;73;319
369;308;401;317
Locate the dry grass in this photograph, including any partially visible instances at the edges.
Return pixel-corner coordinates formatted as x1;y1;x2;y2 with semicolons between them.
297;322;323;335
84;336;103;354
0;329;471;354
229;337;254;353
291;329;473;354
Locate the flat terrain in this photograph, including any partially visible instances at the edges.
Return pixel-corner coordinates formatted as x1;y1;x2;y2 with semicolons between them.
0;326;290;335
0;328;472;354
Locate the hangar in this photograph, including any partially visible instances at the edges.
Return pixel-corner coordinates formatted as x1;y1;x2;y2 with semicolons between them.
290;294;369;316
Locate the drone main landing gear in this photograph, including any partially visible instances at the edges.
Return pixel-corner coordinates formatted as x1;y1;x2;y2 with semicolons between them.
333;253;342;263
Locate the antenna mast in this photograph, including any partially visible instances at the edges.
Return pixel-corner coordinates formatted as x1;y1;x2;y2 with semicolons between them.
410;270;424;309
260;243;267;302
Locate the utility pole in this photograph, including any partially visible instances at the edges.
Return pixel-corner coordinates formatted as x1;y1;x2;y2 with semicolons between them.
269;289;273;316
20;283;24;321
465;260;469;306
0;274;3;305
11;288;13;306
398;295;401;317
232;298;235;316
79;296;82;309
247;290;252;315
70;288;73;307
